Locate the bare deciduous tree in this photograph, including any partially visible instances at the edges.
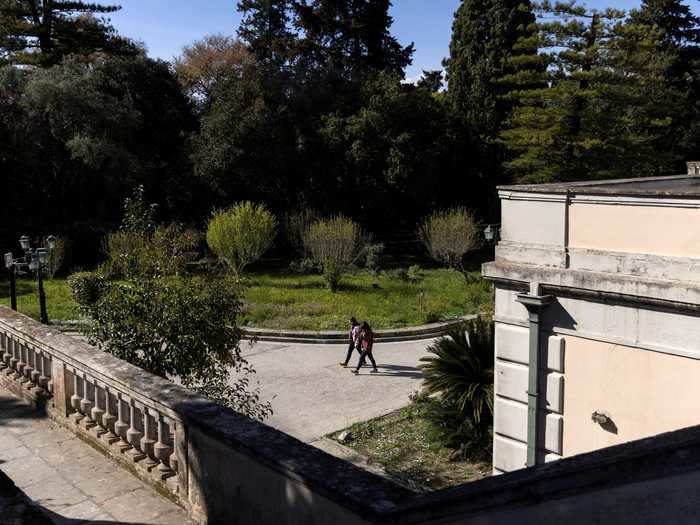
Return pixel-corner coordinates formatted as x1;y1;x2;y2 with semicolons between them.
418;208;480;279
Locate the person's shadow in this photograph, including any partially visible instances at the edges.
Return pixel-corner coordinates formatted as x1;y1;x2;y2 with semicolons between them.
360;364;423;379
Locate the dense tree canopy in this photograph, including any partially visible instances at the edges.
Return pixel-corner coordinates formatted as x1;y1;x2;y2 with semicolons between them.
0;55;197;262
3;0;700;258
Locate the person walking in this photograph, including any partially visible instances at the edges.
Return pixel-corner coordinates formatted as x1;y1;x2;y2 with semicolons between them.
340;317;361;367
352;322;378;374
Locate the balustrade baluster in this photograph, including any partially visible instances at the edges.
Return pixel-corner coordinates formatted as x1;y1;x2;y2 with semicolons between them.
141;408;159;469
12;343;24;380
91;382;106;436
115;393;132;452
169;423;179;476
102;388;119;444
80;373;95;428
126;400;146;461
154;414;174;479
70;371;84;423
0;337;10;370
38;353;50;391
22;346;34;385
0;334;6;369
29;349;41;387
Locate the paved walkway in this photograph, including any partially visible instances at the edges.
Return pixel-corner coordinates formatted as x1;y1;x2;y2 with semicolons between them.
240;338;435;443
0;390;193;525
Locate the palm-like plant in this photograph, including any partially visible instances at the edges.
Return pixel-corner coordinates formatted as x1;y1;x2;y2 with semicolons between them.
419;317;494;426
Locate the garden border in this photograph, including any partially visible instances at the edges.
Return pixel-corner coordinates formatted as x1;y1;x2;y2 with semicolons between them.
52;315;478;344
239;315;478;344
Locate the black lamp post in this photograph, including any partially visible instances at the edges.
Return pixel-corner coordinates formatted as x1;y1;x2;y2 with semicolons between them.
4;252;17;311
18;235;56;325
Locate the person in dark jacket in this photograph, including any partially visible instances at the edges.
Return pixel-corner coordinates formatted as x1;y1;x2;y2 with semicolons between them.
352;322;378;374
340;317;361;367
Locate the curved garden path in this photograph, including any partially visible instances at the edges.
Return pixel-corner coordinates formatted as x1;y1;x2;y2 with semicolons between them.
237;338;436;444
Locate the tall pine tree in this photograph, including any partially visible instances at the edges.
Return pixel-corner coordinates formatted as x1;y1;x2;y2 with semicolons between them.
630;0;700;166
499;1;677;182
237;0;295;69
0;0;136;66
445;0;536;144
294;0;413;82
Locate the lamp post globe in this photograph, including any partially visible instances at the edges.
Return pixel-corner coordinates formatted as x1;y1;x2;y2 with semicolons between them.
19;235;30;251
46;235;57;251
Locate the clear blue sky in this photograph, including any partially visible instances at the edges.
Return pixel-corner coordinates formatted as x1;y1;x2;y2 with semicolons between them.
108;0;683;80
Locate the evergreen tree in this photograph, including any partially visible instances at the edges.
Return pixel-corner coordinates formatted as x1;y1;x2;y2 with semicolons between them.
294;0;413;82
499;1;677;182
629;0;700;166
237;0;295;68
445;0;536;143
417;70;443;93
630;0;700;48
0;0;136;66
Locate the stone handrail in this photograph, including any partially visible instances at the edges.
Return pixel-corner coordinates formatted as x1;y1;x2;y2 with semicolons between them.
0;306;412;523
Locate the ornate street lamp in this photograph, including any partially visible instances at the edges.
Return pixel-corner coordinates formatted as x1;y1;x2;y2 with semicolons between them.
16;235;56;325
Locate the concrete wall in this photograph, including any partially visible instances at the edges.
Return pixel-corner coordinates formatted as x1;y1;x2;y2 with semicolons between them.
569;202;700;258
492;286;700;470
489;181;700;474
500;197;567;248
492;321;564;472
563;335;700;457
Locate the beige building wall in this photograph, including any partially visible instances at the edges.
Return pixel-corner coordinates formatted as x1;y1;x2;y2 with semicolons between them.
569;203;700;258
562;335;700;456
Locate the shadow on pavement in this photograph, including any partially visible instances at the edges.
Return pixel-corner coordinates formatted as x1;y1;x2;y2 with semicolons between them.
355;364;423;379
0;468;164;525
0;393;46;428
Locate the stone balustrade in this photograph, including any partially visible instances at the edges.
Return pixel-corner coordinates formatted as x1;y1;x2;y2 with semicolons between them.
0;306;411;524
0;315;184;499
5;305;700;524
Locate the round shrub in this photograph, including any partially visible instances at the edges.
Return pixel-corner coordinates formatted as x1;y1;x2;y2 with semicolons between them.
418;207;480;276
68;272;107;307
303;216;362;292
206;202;278;276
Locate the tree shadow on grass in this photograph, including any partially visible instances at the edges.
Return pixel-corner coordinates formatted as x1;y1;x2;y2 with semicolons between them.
0;281;34;300
246;279;375;294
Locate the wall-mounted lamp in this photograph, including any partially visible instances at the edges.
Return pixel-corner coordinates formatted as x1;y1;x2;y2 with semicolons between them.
484;224;500;243
591;411;610;425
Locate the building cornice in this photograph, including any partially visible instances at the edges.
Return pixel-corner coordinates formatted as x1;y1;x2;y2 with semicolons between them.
483;261;700;314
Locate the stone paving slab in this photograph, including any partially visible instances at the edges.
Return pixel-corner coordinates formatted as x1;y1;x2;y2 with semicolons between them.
0;389;194;525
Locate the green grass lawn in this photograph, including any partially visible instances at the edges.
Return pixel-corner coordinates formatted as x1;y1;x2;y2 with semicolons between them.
241;269;492;330
0;278;78;322
331;400;491;492
0;268;493;330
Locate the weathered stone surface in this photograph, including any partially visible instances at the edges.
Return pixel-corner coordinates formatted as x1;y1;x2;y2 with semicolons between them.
0;388;193;525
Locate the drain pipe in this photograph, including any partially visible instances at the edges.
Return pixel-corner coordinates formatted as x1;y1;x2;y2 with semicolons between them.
516;287;554;468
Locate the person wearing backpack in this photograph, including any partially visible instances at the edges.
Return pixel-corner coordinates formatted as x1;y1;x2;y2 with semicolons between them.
352;322;378;374
340;317;361;367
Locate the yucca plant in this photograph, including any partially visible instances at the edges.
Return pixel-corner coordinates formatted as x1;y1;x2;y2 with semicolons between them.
419;318;494;426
